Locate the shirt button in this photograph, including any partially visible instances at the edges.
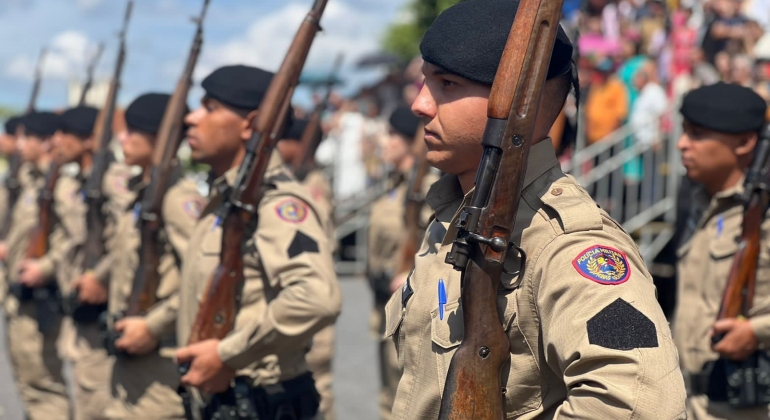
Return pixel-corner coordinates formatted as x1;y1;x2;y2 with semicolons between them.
551;188;563;196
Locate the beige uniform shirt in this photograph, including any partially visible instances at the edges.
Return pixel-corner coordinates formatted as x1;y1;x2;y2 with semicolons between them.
108;175;203;339
367;171;437;278
385;140;686;419
5;162;47;284
177;151;341;387
302;168;335;240
674;178;770;374
37;162;133;293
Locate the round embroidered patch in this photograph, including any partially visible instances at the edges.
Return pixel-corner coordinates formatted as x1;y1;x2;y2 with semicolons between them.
275;199;308;223
183;199;203;219
572;245;631;285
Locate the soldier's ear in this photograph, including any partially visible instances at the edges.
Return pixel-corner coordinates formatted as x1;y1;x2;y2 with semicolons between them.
735;132;757;159
240;110;259;142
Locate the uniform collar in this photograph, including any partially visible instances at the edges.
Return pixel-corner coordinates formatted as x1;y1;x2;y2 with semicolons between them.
127;173;148;192
210;149;285;195
425;138;560;222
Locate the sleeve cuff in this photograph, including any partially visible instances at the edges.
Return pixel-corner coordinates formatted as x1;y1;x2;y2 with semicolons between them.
749;315;770;349
91;256;112;285
217;332;249;370
144;305;174;339
36;256;56;280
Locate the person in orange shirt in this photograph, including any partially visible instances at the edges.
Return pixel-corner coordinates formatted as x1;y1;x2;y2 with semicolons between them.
585;58;629;144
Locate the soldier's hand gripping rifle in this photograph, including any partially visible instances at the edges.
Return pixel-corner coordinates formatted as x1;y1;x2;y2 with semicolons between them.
439;0;565;417
292;53;343;180
706;124;770;408
78;43;105;107
105;0;210;358
1;47;47;240
177;1;328;418
67;0;133;323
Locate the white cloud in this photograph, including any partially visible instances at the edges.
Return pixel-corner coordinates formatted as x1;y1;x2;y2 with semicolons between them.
196;1;384;82
76;0;105;11
5;30;98;81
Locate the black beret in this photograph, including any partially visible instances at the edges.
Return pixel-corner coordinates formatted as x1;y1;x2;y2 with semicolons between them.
60;106;99;137
22;112;61;137
4;116;22;135
283;117;308;141
420;0;574;85
201;65;274;111
389;106;420;140
681;82;767;134
125;93;182;135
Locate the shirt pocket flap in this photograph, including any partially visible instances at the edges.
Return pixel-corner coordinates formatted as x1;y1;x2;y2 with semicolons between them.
431;300;464;349
709;238;739;260
384;286;404;339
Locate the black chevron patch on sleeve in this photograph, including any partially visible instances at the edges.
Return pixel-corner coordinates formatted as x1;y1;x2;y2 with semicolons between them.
287;230;319;259
587;298;658;350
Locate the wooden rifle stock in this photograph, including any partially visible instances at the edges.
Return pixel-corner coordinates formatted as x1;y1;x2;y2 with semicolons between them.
714;126;770;341
396;125;428;275
293;53;343;179
25;161;62;260
82;0;133;272
126;0;209;317
439;0;564;417
186;0;328;346
77;43;105;107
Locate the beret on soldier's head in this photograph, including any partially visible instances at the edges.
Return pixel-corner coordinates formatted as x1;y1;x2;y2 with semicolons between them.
283;117;308;141
4;116;22;135
125;93;182;135
201;65;274;111
420;0;574;85
22;112;61;137
680;82;767;134
389;106;420;140
60;106;99;137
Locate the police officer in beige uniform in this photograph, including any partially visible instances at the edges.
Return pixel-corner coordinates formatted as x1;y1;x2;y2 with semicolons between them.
673;83;770;419
0;116;22;264
384;1;688;418
277;117;338;419
174;65;341;419
3;112;71;420
366;105;435;420
99;93;203;419
18;106;133;420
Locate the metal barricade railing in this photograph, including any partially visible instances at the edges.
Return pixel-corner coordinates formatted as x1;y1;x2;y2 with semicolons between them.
331;101;686;275
561;104;684;263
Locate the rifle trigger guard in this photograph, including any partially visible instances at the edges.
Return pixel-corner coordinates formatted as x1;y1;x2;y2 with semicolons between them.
502;242;527;277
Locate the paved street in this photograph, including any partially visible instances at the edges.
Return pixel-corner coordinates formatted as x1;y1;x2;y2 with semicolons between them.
0;277;380;420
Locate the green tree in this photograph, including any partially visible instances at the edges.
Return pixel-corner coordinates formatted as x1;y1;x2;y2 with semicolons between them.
383;0;463;62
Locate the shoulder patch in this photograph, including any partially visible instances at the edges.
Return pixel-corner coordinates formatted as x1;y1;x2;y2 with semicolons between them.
287;230;319;259
275;198;308;223
587;298;658;350
183;199;204;219
572;245;630;285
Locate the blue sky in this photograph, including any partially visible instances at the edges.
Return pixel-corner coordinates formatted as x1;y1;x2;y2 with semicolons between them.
0;0;410;112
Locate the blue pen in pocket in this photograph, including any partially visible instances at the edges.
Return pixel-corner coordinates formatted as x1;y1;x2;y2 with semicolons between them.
438;278;447;320
716;214;724;238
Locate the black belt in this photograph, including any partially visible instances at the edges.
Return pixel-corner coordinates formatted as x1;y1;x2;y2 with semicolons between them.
182;371;320;420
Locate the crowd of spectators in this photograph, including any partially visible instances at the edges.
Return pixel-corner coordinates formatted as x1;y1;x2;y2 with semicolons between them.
560;0;770;155
312;0;770;204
